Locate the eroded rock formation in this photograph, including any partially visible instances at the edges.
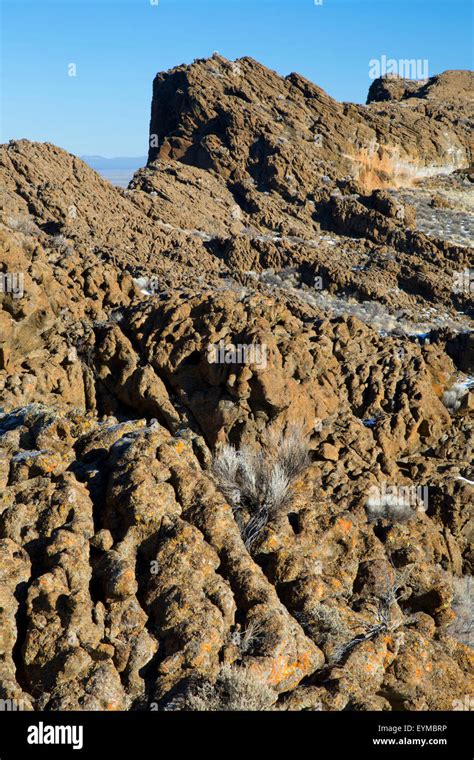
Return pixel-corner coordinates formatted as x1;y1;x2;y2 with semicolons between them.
0;56;472;711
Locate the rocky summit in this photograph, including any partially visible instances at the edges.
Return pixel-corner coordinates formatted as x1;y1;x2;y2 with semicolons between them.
0;56;472;712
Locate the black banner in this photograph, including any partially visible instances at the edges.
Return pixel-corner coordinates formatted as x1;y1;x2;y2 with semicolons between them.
0;710;471;758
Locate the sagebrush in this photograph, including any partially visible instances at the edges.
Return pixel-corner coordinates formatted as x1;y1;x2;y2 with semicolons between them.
442;383;468;412
212;425;310;549
447;575;473;647
163;664;277;711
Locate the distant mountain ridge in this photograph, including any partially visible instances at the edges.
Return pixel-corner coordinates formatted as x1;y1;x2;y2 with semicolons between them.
81;155;147;170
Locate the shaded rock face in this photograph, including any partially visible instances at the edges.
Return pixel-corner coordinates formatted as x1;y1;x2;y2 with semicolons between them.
0;56;473;712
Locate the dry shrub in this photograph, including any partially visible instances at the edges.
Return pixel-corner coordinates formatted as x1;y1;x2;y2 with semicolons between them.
447;575;473;647
163;664;277;711
8;215;39;235
442;383;468;412
213;424;310;549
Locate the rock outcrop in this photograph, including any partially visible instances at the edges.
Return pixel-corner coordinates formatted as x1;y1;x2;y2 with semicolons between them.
0;56;472;711
148;57;473;190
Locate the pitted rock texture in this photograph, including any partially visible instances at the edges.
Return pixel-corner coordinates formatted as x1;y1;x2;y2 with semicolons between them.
0;56;472;711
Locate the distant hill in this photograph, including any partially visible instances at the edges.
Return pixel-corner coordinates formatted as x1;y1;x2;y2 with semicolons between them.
81;155;147;170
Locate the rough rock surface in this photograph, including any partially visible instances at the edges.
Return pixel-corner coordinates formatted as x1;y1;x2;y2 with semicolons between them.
148;59;473;190
0;56;472;712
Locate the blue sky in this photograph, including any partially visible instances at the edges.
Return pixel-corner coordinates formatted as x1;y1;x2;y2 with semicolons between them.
1;0;472;156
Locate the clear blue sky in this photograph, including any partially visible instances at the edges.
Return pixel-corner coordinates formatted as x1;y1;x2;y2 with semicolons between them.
1;0;472;156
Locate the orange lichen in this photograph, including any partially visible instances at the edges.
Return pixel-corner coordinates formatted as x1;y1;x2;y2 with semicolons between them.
265;649;314;689
265;534;280;550
337;517;353;533
193;631;222;668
